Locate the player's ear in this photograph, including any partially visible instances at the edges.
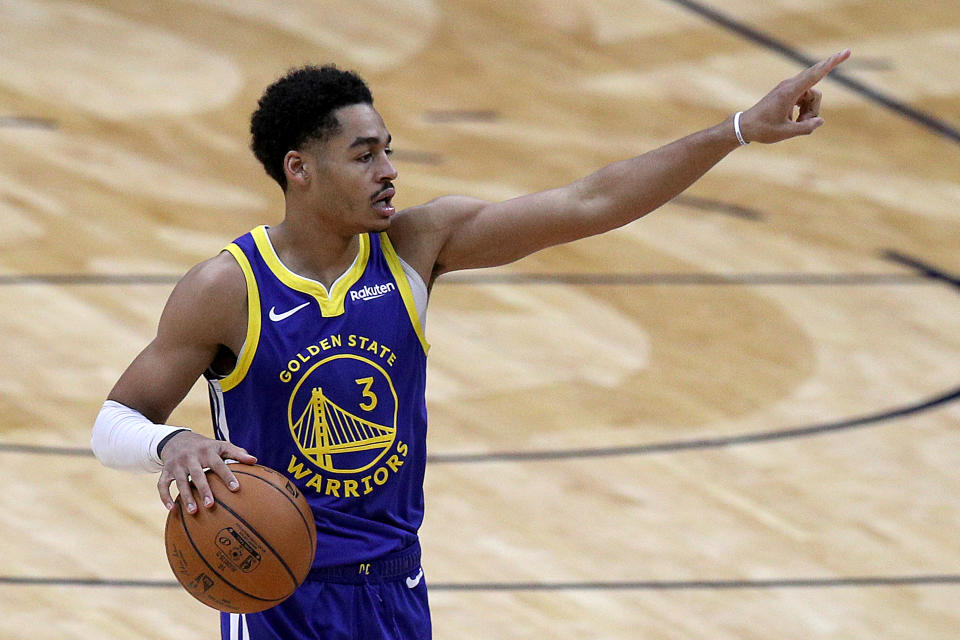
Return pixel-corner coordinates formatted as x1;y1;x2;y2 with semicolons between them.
284;150;309;187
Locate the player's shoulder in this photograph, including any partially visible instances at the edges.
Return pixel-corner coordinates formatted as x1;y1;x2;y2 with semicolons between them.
395;195;487;227
179;251;244;296
151;249;249;348
389;196;488;247
163;251;246;323
387;196;492;284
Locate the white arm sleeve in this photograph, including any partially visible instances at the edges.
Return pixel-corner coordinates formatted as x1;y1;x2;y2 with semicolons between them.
90;400;191;473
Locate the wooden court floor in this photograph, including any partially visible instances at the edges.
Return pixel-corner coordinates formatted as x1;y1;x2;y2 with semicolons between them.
2;0;960;638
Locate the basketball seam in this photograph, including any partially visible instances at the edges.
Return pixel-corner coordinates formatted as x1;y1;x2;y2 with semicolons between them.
231;469;315;554
176;501;289;606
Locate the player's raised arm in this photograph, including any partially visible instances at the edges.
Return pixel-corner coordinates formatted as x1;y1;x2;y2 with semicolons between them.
421;49;850;277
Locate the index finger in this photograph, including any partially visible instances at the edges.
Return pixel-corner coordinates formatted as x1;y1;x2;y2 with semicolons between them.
792;48;851;94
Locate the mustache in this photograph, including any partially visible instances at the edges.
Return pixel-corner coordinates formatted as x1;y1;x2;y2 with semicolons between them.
372;183;395;201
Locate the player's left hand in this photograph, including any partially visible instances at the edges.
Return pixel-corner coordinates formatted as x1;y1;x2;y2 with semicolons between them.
738;49;851;144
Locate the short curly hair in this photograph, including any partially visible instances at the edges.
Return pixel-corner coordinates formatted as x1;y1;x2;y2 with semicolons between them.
250;65;373;190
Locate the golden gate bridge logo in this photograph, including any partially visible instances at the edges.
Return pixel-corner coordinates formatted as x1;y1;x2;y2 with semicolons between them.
287;355;398;474
291;387;395;472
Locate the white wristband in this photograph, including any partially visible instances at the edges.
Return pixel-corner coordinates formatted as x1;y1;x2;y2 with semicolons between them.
733;111;749;146
91;400;191;473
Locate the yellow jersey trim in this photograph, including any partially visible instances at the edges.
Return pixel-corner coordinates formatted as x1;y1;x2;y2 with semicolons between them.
219;243;261;392
380;233;430;355
250;225;370;318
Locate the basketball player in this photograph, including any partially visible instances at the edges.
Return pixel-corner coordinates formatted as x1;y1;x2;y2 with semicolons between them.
91;49;850;639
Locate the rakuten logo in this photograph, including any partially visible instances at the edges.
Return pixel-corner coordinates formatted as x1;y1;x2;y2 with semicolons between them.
350;282;397;302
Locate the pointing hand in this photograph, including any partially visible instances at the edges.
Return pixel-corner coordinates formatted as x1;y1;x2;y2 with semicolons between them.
738;49;851;144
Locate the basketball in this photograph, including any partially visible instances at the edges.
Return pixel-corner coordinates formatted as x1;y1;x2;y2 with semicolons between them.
164;463;316;613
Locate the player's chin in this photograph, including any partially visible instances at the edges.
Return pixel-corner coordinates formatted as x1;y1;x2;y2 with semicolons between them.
363;213;392;233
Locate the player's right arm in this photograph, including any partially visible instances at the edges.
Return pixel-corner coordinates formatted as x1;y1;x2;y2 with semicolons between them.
93;252;256;513
391;50;850;284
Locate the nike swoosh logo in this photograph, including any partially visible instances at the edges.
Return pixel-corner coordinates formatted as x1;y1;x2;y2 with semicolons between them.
405;568;424;589
268;302;310;322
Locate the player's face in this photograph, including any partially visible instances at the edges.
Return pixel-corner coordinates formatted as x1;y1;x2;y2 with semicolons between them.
308;103;398;233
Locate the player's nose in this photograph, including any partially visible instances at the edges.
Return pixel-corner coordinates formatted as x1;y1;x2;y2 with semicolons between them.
378;154;398;182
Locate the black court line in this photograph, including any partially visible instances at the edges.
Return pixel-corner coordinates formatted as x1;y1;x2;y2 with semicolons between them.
0;576;178;588
2;250;949;288
662;0;960;145
884;250;960;290
673;194;764;220
431;574;960;591
441;248;958;287
0;443;93;456
0;273;180;285
428;384;960;463
3;574;959;591
441;272;928;286
0;116;58;130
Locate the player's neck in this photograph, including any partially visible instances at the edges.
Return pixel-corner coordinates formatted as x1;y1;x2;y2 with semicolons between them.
267;218;361;290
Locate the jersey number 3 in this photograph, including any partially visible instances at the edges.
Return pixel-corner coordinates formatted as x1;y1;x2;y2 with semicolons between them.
355;377;378;411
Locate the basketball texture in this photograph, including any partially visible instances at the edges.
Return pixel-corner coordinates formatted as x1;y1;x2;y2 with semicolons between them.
164;464;316;613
